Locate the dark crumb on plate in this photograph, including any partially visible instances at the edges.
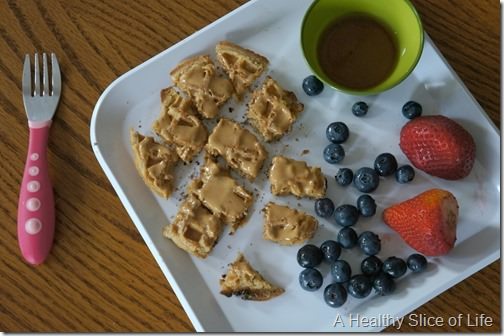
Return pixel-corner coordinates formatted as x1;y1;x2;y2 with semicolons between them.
297;203;301;207
228;107;234;113
227;245;231;249
295;138;299;142
301;149;310;156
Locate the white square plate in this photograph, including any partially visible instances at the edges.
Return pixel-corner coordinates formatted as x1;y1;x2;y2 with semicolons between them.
90;0;500;331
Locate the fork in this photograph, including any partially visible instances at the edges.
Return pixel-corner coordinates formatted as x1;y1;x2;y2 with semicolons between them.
18;53;61;265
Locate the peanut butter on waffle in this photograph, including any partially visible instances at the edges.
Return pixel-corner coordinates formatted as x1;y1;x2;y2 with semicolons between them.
206;118;267;181
262;202;318;245
188;156;253;233
171;55;233;119
163;194;223;258
215;41;269;99
130;130;178;198
247;76;304;141
152;87;208;163
220;253;284;301
269;155;326;198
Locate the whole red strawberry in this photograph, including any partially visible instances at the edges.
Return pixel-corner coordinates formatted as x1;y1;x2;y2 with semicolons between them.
399;115;476;180
383;189;458;256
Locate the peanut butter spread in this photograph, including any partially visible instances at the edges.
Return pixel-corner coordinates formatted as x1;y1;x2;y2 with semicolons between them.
188;156;253;233
269;156;326;198
152;87;208;163
130;130;178;198
215;41;269;99
163;194;223;258
206;118;267;181
171;55;233;119
220;253;284;301
262;202;318;245
247;76;304;141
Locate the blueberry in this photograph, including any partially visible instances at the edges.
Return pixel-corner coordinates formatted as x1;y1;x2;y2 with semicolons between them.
323;143;345;164
314;198;335;218
382;256;407;278
356;194;377;217
320;240;341;263
299;268;323;291
326;122;349;144
335;168;353;186
407;254;428;273
395;165;415;183
358;231;381;255
361;255;383;276
324;283;348;308
334;204;359;227
337;227;358;249
352;101;368;117
331;260;352;283
297;244;323;268
374;153;398;176
373;272;396;296
353;167;380;193
402;101;422;119
347;274;372;298
302;75;324;96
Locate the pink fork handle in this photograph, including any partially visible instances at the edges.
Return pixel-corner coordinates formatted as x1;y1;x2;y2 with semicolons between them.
17;121;54;265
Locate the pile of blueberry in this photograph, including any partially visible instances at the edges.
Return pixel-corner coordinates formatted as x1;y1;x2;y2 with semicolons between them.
335;151;416;189
297;240;428;308
315;194;376;229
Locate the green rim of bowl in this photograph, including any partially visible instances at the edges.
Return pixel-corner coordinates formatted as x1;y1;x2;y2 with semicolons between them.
300;0;425;96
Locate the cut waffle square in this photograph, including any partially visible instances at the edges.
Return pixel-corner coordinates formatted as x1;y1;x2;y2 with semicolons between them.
130;130;178;198
152;87;208;163
206;118;267;181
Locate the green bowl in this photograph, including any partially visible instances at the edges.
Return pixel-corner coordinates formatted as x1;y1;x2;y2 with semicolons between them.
301;0;424;96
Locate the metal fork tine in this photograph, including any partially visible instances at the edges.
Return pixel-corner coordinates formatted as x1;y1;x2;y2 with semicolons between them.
34;53;40;96
42;53;49;96
51;53;61;96
22;54;31;97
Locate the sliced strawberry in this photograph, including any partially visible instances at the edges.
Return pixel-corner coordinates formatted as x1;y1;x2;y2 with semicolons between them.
383;189;458;256
399;115;476;180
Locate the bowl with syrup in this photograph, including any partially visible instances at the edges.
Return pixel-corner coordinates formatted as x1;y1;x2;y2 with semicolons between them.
301;0;424;95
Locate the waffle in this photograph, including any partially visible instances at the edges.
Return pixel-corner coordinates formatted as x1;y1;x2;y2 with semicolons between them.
188;155;253;233
130;130;178;198
262;202;318;245
269;155;326;198
215;41;269;99
247;76;304;141
220;253;284;301
206;118;267;181
170;55;233;119
163;194;223;258
152;87;208;163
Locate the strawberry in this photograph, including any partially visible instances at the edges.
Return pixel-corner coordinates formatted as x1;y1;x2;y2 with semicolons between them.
399;115;476;180
383;189;458;256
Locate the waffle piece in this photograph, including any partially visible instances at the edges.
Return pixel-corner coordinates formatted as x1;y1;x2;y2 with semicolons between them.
215;41;269;99
206;118;267;181
163;194;223;258
247;76;304;141
262;202;318;245
152;87;208;163
220;253;284;301
171;55;233;119
130;130;178;198
188;156;253;233
269;155;326;198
